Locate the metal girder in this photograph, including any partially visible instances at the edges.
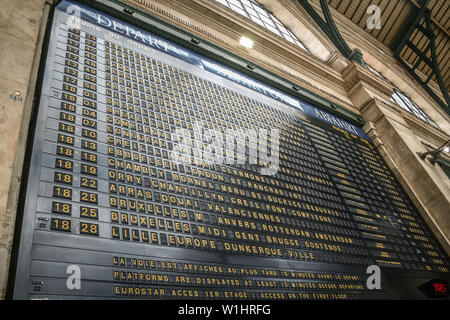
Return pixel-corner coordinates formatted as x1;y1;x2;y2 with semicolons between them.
390;0;450;116
296;0;365;66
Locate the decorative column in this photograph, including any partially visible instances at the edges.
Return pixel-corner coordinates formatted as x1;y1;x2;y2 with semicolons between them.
343;62;450;256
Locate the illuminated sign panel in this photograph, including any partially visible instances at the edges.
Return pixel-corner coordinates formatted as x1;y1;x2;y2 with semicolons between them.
419;279;449;298
12;0;449;299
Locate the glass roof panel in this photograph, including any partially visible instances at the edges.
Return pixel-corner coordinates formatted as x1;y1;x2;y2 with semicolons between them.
213;0;307;52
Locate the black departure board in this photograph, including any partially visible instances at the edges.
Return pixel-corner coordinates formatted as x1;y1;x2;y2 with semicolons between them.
12;0;449;299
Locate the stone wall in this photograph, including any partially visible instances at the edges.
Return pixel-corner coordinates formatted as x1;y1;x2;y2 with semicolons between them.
0;0;49;299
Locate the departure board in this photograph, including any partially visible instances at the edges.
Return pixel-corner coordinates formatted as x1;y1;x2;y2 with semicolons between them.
12;0;449;299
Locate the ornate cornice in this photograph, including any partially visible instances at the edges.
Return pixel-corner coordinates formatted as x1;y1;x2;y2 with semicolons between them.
125;0;357;112
126;0;230;47
342;62;394;98
360;97;450;141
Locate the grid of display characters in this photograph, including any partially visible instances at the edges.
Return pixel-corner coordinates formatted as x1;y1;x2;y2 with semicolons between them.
12;1;449;300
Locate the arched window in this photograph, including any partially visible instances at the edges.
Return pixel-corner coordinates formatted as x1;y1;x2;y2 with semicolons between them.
365;65;439;129
214;0;307;51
